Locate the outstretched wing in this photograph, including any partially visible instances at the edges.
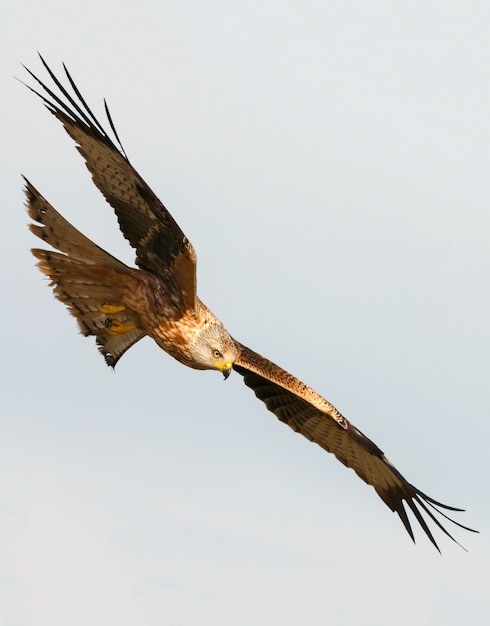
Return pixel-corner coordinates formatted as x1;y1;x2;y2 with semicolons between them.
22;54;197;310
233;343;477;551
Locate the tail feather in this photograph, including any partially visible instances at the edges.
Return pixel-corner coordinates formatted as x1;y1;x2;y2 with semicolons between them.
25;178;146;366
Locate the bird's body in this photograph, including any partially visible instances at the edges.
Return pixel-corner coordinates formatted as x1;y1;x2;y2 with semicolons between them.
22;56;476;551
26;166;238;372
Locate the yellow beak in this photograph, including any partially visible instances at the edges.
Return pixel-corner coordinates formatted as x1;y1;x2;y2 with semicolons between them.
213;360;233;379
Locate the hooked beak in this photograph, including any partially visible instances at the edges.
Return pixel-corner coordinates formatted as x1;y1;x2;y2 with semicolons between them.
212;359;233;379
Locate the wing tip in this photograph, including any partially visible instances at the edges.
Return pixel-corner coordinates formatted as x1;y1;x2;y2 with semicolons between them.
395;489;478;552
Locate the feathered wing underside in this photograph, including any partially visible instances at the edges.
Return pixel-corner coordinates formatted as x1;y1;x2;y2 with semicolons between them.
233;343;477;551
25;178;146;366
22;55;197;311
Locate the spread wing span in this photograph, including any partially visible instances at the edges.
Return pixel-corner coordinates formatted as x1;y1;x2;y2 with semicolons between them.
233;344;476;551
22;56;477;552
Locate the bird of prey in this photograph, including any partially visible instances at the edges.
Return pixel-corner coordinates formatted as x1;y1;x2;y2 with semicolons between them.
22;56;476;552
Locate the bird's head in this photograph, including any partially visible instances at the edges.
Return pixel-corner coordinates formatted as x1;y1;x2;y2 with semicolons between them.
190;322;240;379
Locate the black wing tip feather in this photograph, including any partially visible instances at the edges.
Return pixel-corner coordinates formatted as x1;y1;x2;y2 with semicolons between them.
20;53;128;161
103;98;128;159
379;454;478;551
396;489;478;553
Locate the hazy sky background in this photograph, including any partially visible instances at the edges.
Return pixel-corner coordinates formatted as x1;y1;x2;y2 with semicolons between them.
1;2;489;625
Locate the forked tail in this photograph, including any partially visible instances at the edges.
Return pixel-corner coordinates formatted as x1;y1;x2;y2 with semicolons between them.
24;177;146;366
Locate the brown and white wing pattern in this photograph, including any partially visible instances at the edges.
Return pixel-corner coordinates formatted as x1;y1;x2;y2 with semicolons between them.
233;344;476;551
22;55;196;310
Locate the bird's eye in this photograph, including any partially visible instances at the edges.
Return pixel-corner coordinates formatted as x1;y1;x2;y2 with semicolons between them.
212;349;222;359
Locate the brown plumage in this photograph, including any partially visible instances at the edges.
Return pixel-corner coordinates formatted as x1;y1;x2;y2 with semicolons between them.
22;55;477;551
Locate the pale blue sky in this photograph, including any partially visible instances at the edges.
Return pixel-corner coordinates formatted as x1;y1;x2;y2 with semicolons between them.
1;2;489;625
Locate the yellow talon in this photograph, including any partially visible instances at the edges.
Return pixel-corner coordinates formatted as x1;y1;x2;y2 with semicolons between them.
99;303;126;314
104;319;137;335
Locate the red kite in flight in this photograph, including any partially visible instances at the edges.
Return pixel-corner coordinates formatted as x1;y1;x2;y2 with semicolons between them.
22;56;476;551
